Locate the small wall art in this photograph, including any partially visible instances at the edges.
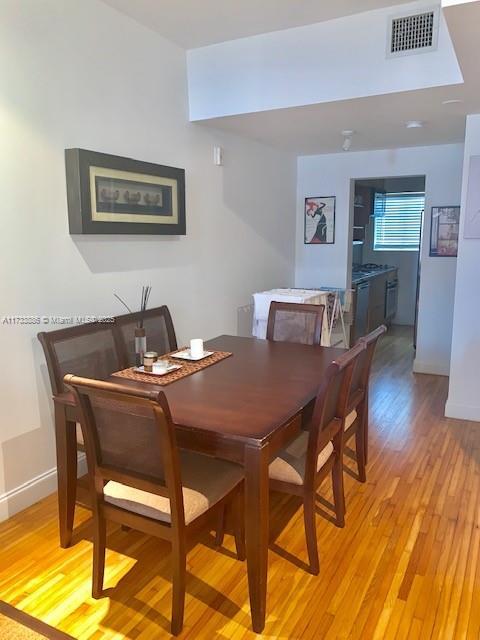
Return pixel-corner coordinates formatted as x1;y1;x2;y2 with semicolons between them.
430;206;460;257
464;155;480;239
304;196;336;245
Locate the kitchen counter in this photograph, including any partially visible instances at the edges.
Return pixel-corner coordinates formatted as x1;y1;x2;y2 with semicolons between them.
351;266;397;285
350;265;399;344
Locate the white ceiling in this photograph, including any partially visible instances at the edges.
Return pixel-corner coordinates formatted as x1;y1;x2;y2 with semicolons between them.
101;0;415;49
198;84;475;154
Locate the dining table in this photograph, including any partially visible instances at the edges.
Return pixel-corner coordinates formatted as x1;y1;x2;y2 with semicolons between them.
55;334;344;633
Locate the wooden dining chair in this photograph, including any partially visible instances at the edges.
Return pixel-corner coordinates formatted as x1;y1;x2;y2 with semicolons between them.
266;302;325;346
268;342;365;575
114;305;178;366
344;325;387;482
38;321;125;449
65;375;245;635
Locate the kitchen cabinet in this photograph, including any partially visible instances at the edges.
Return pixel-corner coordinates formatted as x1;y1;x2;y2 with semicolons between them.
353;186;386;243
354;185;374;228
352;281;370;342
351;268;398;343
368;273;387;332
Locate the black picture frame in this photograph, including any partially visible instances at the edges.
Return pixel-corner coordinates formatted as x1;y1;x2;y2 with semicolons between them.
429;206;460;257
65;148;186;235
304;196;336;245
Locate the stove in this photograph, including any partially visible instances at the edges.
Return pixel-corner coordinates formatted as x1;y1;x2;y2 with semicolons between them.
353;262;390;271
353;263;391;273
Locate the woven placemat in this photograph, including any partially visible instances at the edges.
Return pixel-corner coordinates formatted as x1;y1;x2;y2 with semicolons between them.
112;349;232;386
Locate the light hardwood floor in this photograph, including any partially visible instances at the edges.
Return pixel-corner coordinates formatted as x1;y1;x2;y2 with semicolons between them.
0;326;478;639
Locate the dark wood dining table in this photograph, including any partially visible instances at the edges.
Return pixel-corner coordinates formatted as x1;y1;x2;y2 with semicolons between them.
55;334;344;633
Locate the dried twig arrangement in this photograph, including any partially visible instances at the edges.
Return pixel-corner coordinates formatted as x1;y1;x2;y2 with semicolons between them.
138;285;152;329
114;285;152;327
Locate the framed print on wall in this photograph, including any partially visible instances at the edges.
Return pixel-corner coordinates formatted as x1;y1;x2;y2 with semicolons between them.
65;148;186;235
304;196;336;244
430;206;460;257
465;155;480;239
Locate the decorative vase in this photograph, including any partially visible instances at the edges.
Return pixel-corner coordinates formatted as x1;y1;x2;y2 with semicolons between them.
134;327;147;367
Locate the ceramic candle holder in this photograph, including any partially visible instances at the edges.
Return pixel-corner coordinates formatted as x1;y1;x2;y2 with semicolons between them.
190;338;204;358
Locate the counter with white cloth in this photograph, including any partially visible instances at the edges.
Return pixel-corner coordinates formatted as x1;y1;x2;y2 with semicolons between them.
252;289;325;340
252;288;350;347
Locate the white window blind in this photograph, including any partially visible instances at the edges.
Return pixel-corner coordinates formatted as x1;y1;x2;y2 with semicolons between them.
374;192;424;251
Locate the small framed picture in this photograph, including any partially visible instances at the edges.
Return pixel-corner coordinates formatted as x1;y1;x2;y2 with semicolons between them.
465;156;480;238
430;206;460;257
304;196;336;244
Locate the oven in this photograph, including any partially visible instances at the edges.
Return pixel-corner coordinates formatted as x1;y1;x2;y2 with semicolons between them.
385;278;398;319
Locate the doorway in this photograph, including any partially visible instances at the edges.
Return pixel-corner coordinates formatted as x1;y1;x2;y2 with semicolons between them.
350;175;426;350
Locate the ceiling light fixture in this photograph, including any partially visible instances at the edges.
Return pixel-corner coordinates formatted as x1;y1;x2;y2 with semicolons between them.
341;129;355;151
406;120;424;129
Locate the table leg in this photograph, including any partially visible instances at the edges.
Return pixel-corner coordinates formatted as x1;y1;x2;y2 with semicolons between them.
244;442;269;633
54;403;77;548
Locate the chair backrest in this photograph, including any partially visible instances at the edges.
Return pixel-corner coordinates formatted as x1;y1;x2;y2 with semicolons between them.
65;375;184;528
266;302;325;346
38;323;123;396
305;342;366;483
38;305;177;396
114;305;177;366
349;325;387;409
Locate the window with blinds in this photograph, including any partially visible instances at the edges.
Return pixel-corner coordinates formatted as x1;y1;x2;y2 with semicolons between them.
374;192;424;251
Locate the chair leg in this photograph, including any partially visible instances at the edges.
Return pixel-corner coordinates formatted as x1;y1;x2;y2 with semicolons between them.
92;514;106;599
232;488;246;561
303;492;319;575
332;457;345;528
215;506;225;547
171;537;186;636
355;427;367;483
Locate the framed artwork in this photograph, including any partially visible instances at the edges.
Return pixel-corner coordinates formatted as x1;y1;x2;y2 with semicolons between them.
465;155;480;238
65;148;186;235
304;196;336;244
430;206;460;257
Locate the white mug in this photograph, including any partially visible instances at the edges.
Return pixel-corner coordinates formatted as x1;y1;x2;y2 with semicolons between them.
190;338;204;358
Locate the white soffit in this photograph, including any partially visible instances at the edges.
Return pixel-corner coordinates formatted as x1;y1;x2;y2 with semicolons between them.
187;1;462;121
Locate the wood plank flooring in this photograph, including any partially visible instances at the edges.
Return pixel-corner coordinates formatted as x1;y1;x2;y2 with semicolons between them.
1;326;479;639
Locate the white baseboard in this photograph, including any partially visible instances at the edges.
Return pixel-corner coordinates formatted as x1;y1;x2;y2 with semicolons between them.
412;359;450;376
445;400;480;422
0;455;87;522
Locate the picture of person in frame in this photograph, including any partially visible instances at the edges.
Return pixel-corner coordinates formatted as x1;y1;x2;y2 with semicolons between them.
304;197;335;244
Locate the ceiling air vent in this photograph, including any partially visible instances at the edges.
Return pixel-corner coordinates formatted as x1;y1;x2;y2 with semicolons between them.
387;8;439;58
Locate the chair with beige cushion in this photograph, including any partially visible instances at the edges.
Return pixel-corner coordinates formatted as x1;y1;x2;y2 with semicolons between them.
268;342;365;575
37;305;178;548
344;325;387;483
65;375;245;636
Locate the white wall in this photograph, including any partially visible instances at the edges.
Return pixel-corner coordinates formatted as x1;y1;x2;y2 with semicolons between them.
446;113;480;421
0;0;296;518
187;0;462;120
295;144;464;374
